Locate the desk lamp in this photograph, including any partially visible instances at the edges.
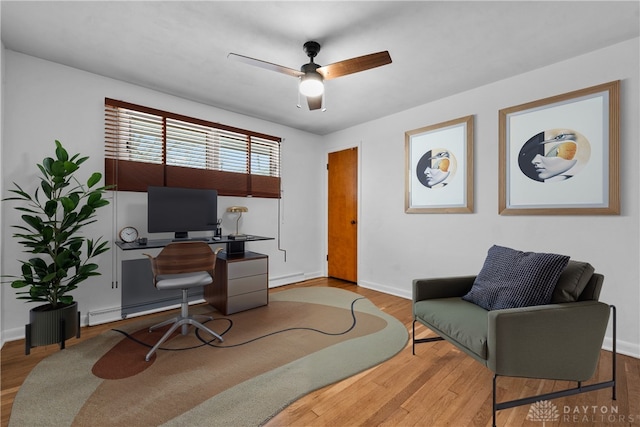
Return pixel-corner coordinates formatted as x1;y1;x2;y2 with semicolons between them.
227;206;248;238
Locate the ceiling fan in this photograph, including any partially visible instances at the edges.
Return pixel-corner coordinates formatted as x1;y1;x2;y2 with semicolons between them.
228;41;392;111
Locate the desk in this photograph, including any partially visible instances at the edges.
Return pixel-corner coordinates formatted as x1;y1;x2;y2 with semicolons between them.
115;235;273;252
115;235;272;317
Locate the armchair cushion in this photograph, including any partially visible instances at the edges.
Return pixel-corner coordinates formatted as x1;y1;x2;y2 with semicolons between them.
462;245;569;310
551;260;595;303
414;297;489;361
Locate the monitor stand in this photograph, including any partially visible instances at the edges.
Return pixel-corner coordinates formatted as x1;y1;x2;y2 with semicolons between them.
172;232;209;242
172;231;189;242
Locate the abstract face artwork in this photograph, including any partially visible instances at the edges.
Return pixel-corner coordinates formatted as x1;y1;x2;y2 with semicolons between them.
416;149;457;188
518;129;591;182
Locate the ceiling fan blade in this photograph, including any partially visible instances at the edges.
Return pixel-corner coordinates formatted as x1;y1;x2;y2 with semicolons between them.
317;51;392;80
228;53;303;78
307;95;323;111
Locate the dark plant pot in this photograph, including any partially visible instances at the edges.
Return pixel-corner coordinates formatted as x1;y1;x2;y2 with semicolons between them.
26;301;80;355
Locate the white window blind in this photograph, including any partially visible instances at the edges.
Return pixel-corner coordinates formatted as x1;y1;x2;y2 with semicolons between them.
104;98;281;198
105;107;164;164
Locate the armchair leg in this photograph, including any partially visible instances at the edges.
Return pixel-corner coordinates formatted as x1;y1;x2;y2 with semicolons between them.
412;319;444;356
493;375;498;427
412;320;416;355
611;305;617;400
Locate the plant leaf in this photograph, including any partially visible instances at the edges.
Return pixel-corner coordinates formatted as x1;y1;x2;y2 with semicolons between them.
21;215;43;231
44;200;58;217
59;295;74;305
55;140;69;162
91;240;110;257
11;280;29;289
75;156;89;166
51;160;66;177
40;180;53;199
63;161;79;174
42;157;54;175
41;272;57;282
87;172;102;188
61;196;77;212
7;183;32;200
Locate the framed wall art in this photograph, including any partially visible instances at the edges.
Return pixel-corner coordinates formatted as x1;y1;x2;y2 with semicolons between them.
499;80;620;215
405;115;473;213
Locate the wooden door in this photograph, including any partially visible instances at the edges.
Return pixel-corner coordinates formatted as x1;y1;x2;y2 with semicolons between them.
327;147;358;282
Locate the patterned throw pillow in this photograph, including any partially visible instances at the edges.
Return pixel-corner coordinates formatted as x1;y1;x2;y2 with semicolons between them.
462;245;570;311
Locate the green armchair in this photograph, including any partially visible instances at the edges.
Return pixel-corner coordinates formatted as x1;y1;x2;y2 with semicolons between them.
412;259;616;427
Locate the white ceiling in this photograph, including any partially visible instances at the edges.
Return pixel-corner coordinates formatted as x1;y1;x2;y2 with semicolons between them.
1;1;639;135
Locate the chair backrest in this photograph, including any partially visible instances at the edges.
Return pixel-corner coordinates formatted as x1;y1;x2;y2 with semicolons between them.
146;242;222;284
551;260;603;303
578;273;604;302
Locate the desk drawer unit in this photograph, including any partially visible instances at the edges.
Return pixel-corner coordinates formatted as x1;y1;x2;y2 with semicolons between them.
205;252;268;315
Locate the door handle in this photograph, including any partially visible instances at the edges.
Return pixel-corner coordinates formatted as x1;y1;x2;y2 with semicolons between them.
350;220;357;225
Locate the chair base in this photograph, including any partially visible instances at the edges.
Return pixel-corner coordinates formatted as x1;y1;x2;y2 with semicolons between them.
145;314;223;362
492;375;616;427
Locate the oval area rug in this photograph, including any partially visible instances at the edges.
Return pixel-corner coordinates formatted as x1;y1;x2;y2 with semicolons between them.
10;287;408;426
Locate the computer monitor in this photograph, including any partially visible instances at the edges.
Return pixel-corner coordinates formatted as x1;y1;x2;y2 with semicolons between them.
147;186;218;240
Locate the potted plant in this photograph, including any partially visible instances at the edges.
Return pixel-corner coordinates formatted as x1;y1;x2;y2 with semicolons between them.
3;140;110;354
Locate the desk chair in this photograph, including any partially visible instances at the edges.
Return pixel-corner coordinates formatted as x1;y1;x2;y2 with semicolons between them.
143;242;224;361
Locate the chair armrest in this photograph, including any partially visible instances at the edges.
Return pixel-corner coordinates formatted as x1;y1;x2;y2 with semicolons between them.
487;301;610;381
412;276;476;302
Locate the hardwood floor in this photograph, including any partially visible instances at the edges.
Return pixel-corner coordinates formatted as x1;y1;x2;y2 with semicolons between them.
2;278;638;426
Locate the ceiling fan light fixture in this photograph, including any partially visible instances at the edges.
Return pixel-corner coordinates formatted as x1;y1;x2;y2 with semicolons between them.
229;41;391;112
299;71;324;97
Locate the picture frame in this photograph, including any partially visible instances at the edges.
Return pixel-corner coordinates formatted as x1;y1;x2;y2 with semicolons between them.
405;115;473;213
499;80;620;215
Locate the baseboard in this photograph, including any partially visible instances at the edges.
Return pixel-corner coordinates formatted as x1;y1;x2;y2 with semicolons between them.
603;336;640;359
358;279;411;300
1;326;25;348
269;271;323;288
268;272;306;288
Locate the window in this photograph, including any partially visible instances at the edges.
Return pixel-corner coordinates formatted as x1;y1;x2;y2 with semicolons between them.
104;98;281;198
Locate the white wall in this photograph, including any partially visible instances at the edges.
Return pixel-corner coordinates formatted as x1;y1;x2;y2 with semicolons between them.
323;38;640;358
1;51;325;343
